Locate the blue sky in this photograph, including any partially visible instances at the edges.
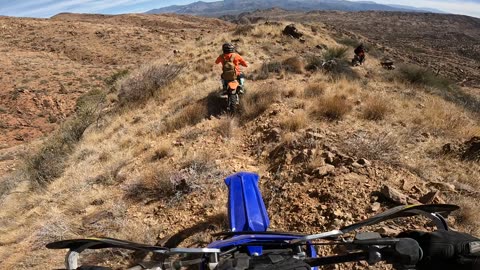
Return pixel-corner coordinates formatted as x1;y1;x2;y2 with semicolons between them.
0;0;479;18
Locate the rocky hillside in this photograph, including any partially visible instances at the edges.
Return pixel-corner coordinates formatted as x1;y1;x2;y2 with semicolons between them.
227;10;480;89
0;13;479;269
0;13;230;174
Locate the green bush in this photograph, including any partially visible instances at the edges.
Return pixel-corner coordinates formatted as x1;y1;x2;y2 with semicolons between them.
305;55;324;71
104;69;129;86
397;64;452;90
324;46;349;61
336;38;359;47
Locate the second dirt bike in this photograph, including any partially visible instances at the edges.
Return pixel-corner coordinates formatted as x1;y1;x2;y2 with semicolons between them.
351;54;365;66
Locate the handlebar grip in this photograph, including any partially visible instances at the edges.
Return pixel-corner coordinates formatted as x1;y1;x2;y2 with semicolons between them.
305;238;422;269
387;238;422;269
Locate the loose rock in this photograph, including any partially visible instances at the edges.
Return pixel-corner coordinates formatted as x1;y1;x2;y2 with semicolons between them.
419;190;445;204
381;185;418;205
282;24;303;39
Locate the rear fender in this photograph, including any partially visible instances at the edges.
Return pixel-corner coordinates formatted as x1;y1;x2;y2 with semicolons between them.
227;80;240;91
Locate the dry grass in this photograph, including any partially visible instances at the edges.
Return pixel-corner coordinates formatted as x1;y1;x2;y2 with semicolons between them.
304;83;326;98
282;57;305;74
412;98;475;138
450;195;480;236
241;87;281;122
233;24;255;35
341;131;400;164
397;64;451;90
283;87;301;98
216;117;237;138
118;62;184;104
362;95;392;121
104;69;129;87
251;24;281;38
163;102;208;133
311;94;352;121
32;212;76;250
279;111;308;132
305;55;324;71
24;89;105;187
256;57;305;79
323;46;349;60
195;59;212;74
151;142;173;161
256;61;283;80
124;165;176;202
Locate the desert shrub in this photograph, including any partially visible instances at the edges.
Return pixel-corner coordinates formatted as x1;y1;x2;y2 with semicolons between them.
304;83;326;98
362;96;392;121
24;90;104;186
280;111;308;132
118;63;184;104
341;131;399;164
124;166;178;202
32;214;75;249
181;153;215;176
151;142;173;161
310;24;320;33
397;64;451;90
257;57;305;79
336;37;359;47
282;57;305;74
233;24;255;35
163;102;208;133
305;55;324;71
451;196;480;236
256;61;283;80
251;24;280;38
0;173;21;202
312;95;352;121
324;46;349;61
104;69;129;86
241;87;281;122
283;87;301;98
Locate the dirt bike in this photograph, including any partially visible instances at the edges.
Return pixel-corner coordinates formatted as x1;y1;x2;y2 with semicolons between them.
48;172;460;270
226;80;240;114
351;54;365;67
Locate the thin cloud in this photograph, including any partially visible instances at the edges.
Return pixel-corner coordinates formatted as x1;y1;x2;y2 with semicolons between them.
0;0;167;17
352;0;480;17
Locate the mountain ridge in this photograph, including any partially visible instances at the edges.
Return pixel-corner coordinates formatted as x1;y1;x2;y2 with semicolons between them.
146;0;446;16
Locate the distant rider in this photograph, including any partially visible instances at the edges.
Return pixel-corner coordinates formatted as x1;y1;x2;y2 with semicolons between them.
354;43;366;65
215;43;248;94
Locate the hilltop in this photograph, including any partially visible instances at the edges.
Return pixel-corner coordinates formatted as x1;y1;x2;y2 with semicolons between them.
0;11;479;269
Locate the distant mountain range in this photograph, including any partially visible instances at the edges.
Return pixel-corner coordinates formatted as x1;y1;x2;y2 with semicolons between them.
146;0;447;16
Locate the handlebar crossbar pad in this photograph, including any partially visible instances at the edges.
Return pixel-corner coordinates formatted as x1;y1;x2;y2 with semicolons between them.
46;237;167;252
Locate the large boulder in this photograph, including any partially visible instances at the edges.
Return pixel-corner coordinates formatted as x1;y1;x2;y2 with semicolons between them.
283;24;303;39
